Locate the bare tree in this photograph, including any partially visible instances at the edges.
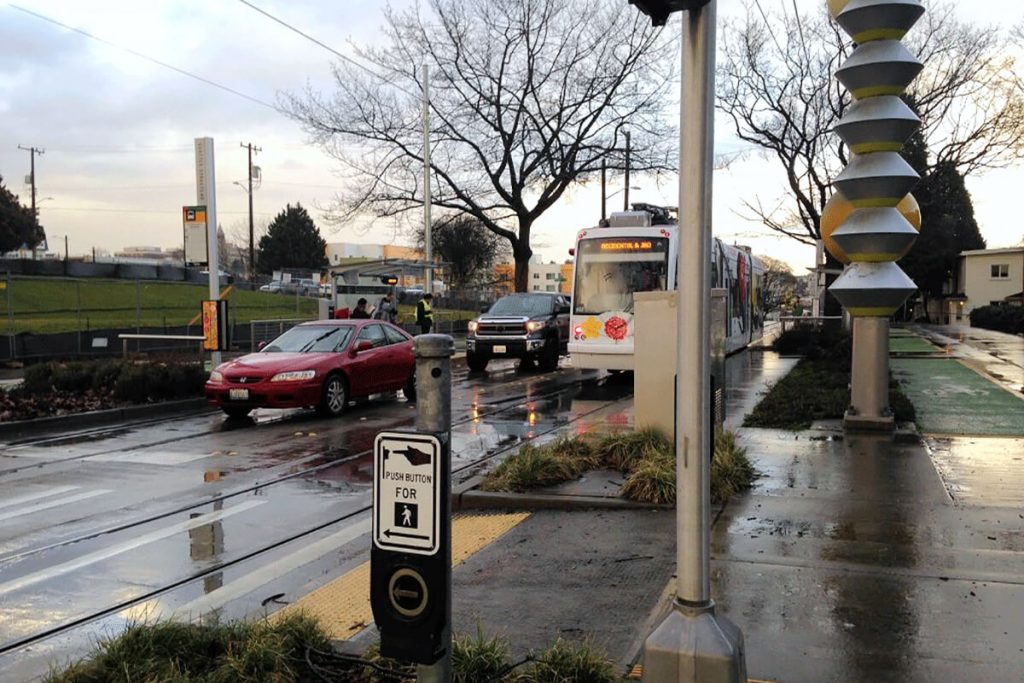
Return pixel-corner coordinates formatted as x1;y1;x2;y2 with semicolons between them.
283;0;676;292
718;0;1024;245
759;254;796;310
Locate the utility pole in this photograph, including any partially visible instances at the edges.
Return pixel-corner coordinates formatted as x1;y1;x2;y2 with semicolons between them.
18;145;44;258
240;142;261;280
18;145;44;219
623;131;631;212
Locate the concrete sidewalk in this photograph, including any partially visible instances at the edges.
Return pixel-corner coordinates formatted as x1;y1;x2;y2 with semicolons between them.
439;338;1024;681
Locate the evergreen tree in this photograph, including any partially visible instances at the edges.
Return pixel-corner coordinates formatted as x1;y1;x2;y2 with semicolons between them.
416;215;511;291
255;203;328;274
902;118;986;320
0;174;44;253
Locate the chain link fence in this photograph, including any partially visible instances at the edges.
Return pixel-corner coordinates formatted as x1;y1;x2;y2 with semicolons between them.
1;274;318;361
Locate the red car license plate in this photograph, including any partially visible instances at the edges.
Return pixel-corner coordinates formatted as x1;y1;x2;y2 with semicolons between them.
229;388;249;401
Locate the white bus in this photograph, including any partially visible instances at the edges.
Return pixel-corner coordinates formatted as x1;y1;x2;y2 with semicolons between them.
568;206;764;371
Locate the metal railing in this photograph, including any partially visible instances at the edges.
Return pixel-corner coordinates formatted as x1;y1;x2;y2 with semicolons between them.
250;317;313;351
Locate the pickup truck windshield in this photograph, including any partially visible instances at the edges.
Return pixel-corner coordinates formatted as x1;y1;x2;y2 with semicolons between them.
487;295;555;316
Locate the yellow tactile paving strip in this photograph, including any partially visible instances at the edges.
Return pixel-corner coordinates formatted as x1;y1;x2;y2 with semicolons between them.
628;667;774;682
271;511;530;640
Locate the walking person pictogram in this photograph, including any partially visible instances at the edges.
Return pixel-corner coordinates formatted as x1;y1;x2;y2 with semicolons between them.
395;502;418;529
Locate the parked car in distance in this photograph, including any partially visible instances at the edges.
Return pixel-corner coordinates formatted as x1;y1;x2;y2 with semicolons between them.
465;292;571;372
259;281;283;293
205;319;416;419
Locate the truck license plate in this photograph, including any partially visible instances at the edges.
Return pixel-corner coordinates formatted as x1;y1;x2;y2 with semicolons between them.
493;345;506;354
229;388;249;401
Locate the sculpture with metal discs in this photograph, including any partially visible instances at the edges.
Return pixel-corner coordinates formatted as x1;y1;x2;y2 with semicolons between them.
823;0;925;430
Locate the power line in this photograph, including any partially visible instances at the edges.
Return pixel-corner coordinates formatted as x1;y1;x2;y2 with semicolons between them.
8;4;279;111
235;0;421;100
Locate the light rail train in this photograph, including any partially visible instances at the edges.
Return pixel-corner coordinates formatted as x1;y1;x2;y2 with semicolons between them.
568;204;764;371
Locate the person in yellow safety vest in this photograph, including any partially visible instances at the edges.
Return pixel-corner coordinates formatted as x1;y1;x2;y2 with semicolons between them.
416;293;434;334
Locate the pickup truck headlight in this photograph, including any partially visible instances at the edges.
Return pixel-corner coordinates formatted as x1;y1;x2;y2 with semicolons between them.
468;320;479;333
270;370;316;382
526;321;545;333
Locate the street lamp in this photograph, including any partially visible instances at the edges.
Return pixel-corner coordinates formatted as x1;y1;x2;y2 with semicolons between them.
601;186;641;224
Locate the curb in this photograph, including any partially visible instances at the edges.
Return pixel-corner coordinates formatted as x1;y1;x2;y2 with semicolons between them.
455;489;671;512
0;397;212;441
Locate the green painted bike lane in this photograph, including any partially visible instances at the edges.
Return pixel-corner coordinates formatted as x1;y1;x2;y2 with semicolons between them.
891;357;1024;436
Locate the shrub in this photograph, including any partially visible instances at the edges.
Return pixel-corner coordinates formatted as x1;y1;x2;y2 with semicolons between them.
969;304;1024;335
44;614;330;683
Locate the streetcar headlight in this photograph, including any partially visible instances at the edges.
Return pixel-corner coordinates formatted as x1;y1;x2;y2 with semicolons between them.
526;321;545;333
270;370;316;382
209;370;224;382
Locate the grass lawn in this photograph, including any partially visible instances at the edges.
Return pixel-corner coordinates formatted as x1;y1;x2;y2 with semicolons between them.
0;277;319;334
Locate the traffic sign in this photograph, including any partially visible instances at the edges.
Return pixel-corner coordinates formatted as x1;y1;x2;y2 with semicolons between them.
373;432;441;556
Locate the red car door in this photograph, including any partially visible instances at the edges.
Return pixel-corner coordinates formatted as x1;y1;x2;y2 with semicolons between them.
383;324;414;388
348;324;390;395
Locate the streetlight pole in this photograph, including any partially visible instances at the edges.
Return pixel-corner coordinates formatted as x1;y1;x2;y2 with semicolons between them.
640;1;746;680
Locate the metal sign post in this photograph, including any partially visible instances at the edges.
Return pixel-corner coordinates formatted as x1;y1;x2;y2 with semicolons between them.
371;335;453;679
195;137;221;367
634;1;747;680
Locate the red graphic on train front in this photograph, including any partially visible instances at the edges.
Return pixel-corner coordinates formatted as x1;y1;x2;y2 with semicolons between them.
604;316;629;341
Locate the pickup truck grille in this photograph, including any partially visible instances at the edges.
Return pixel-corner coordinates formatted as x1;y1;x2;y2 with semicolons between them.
477;322;527;336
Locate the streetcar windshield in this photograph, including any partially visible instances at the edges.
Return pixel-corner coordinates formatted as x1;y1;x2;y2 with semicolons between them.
573;237;669;315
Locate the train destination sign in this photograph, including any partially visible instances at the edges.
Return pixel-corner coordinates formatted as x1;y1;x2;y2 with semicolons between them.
373;432;441;556
599;240;655;252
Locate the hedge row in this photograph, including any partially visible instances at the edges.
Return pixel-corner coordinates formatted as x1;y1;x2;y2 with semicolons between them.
969;304;1024;335
21;359;207;404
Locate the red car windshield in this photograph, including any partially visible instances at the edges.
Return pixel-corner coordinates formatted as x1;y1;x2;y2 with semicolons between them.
262;325;355;353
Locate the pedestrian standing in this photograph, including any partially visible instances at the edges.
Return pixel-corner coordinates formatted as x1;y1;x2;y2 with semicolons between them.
416;293;434;334
351;298;371;319
373;292;397;323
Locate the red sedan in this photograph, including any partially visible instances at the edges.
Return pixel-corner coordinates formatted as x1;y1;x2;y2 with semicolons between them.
205;319;416;419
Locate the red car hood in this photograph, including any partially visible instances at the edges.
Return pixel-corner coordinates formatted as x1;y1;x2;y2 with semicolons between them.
216;352;337;376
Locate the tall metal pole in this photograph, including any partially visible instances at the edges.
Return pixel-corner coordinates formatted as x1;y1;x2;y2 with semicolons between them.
677;0;715;611
601;159;607;223
197;137;221;368
623;131;631;212
422;64;433;295
241;142;261;280
414;334;453;683
643;2;745;679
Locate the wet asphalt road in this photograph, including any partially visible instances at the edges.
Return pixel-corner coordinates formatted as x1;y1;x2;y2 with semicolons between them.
0;358;630;680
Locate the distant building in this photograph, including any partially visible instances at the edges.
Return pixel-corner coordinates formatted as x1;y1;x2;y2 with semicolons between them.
944;247;1024;322
493;259;573;296
113;246;184;262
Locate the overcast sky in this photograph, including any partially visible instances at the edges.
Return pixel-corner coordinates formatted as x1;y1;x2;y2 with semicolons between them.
2;0;1022;273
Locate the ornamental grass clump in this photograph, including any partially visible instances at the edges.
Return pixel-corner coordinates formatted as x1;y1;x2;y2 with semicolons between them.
595;428;669;472
481;443;581;492
710;428;755;504
620;452;675;505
